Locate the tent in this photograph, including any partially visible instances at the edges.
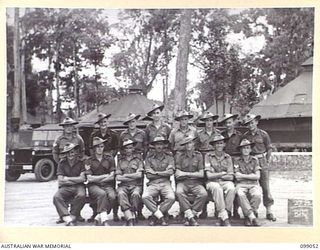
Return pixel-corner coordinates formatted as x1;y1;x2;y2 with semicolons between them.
78;92;162;128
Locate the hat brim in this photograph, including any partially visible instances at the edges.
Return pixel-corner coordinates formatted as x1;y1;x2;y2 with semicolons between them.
121;141;137;149
123;115;141;125
242;115;261;125
150;139;169;145
61;144;79;154
180;137;197;146
90;139;108;148
237;142;255;150
220;114;239;123
209;138;228;145
59;121;79;126
147;105;164;117
175;114;193;121
200;115;219;121
95;114;112;124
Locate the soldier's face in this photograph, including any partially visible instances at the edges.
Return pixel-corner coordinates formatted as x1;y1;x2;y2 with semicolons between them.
205;118;214;128
95;144;104;155
64;124;73;134
154;142;164;152
67;149;76;161
124;145;134;155
241;145;251;156
151;109;161;121
180;117;189;127
225;118;235;130
99;118;109;130
215;141;225;152
185;141;194;151
128;119;136;130
247;119;258;131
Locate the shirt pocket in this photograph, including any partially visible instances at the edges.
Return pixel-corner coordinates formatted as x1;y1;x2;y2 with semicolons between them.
255;137;264;144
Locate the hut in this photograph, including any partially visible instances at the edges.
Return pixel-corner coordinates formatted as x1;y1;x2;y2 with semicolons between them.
249;57;313;151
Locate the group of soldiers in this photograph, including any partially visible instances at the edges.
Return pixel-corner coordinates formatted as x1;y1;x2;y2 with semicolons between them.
52;103;277;227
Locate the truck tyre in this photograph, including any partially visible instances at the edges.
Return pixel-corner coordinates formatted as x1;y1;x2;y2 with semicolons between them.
5;170;21;181
34;158;55;182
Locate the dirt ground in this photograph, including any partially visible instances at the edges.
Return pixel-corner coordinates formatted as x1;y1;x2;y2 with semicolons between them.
4;170;312;227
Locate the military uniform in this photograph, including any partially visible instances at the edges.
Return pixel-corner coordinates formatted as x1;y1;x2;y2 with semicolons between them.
52;133;85;164
142;152;175;216
175;151;208;215
146;122;171;153
242;129;274;208
116;154;144;215
119;128;148;157
86;154;117;214
234;155;262;217
221;130;242;157
204;152;235;217
169;126;198;153
53;158;86;219
90;129;119;156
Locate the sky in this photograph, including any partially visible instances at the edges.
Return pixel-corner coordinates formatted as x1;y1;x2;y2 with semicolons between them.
7;8;266;111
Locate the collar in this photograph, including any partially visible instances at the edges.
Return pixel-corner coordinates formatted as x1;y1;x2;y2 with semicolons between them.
177;126;191;133
210;151;228;159
152;152;166;160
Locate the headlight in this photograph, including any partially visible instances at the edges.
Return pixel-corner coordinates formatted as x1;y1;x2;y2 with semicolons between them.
11;151;15;155
32;151;35;156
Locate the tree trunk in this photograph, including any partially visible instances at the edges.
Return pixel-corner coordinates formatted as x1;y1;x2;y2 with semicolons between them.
20;21;27;125
47;55;53;122
73;44;80;119
54;47;62;123
12;8;21;137
174;9;192;113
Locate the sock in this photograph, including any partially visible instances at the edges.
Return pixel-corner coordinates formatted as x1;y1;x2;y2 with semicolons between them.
218;210;228;221
124;209;133;220
266;206;273;214
63;215;72;223
184;209;194;220
100;211;108;222
248;211;256;221
154;209;164;219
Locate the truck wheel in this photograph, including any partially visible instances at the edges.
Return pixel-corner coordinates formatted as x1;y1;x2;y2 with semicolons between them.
5;170;21;181
34;158;55;182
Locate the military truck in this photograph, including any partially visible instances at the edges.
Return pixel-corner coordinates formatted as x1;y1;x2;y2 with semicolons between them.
6;124;62;182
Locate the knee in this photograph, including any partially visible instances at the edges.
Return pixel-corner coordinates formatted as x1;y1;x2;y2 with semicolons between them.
199;189;208;199
166;193;176;202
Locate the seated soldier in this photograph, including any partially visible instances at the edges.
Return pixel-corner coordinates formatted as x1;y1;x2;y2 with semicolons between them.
116;139;144;226
205;134;235;226
234;139;262;227
175;135;208;226
142;136;176;226
53;143;86;226
85;137;117;226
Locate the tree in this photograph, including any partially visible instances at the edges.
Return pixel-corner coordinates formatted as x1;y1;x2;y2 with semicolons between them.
112;9;179;96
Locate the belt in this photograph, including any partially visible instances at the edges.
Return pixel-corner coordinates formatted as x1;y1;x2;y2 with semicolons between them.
254;153;266;159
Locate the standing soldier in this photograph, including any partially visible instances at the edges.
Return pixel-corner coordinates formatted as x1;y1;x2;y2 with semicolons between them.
142;136;176;226
89;113;119;222
145;104;171;154
85;137;117;226
220;113;242;218
234;139;262;226
90;113;119;157
175;135;208;226
196;111;220;154
52;117;85;164
169;110;198;154
53;143;86;226
116;139;144;226
204;134;235;226
120;113;148;158
242;113;276;221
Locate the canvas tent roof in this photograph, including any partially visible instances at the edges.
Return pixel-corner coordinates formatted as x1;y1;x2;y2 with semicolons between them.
79;94;162;127
250;57;312;119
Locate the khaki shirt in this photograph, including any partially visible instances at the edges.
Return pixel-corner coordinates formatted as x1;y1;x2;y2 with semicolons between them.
175;150;203;183
145;122;171;143
90;129;119;156
242;129;272;154
120;128;147;156
116;155;144;186
221;129;242;156
234;156;261;185
52;133;85;164
57;158;85;178
145;152;174;184
204;152;234;181
196;128;221;152
169;126;198;152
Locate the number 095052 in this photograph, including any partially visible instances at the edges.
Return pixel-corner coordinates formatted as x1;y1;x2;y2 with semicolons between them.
300;244;319;248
